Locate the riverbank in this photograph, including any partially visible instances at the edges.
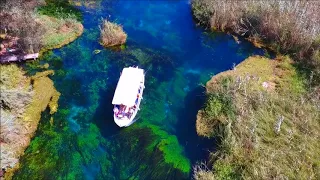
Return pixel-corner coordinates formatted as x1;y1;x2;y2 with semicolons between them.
0;0;83;179
0;0;84;57
192;0;320;78
0;65;60;179
194;55;320;179
37;15;84;51
192;1;320;179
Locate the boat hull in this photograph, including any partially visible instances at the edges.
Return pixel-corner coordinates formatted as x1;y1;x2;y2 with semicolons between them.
114;114;137;127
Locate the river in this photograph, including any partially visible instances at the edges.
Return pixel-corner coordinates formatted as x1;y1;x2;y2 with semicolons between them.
14;0;266;179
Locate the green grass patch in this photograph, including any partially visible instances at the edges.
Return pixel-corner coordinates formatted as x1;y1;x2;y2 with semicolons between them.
147;125;191;173
38;0;82;21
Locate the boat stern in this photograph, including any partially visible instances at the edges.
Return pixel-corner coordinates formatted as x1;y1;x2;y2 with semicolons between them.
114;115;133;127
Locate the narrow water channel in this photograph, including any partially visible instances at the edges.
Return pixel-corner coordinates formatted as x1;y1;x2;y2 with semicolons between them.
14;0;266;179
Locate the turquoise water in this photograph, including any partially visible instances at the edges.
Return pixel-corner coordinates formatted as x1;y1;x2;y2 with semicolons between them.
14;0;267;179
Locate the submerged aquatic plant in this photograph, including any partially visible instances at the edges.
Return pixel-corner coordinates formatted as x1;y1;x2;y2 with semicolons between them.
105;125;191;179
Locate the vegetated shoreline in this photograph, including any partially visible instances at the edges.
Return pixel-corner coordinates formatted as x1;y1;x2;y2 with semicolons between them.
192;0;320;78
191;0;320;179
0;0;84;179
1;68;60;179
195;56;320;179
1;0;128;178
37;15;84;52
0;0;84;57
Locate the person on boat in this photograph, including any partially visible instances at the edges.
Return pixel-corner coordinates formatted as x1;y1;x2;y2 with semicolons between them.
129;108;134;114
113;106;119;116
124;107;130;116
127;108;134;118
119;104;125;112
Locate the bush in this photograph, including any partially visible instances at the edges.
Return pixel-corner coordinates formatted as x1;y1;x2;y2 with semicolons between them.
0;0;82;53
204;93;234;120
193;163;215;180
0;0;47;53
99;19;127;47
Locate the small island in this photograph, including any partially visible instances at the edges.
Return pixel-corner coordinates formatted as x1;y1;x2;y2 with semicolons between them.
99;19;127;47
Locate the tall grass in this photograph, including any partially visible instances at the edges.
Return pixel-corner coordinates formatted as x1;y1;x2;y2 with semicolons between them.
99;19;127;47
192;0;320;76
195;56;320;179
192;1;320;178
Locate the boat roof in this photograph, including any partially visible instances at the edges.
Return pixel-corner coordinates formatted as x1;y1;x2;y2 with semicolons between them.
112;67;144;106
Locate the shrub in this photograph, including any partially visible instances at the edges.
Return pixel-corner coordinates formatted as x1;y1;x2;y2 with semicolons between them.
0;0;82;53
99;19;127;47
193;163;215;180
0;0;47;53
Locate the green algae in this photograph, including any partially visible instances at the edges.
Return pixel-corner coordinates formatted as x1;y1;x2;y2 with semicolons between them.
103;125;190;179
129;48;152;65
146;125;191;173
14;111;111;179
139;82;167;126
86;79;107;115
85;28;100;42
77;124;101;163
13;112;80;179
171;68;188;101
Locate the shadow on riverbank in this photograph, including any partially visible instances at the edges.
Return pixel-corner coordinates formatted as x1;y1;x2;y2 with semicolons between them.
175;85;217;166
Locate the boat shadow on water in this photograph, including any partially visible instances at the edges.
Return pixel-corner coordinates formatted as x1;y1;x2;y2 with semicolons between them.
93;82;122;137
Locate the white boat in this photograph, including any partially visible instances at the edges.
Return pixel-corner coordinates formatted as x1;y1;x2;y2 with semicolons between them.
112;67;145;127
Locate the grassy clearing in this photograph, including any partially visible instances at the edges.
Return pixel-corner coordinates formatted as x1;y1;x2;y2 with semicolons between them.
100;19;127;47
195;56;320;179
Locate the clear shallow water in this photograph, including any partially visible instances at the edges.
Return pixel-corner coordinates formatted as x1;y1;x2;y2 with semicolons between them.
14;0;266;179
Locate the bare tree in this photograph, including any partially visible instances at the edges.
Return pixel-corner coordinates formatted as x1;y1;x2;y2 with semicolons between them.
0;0;46;53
